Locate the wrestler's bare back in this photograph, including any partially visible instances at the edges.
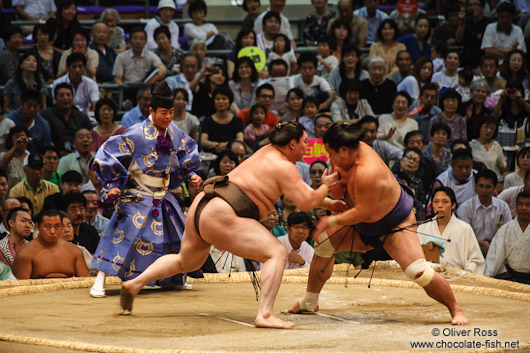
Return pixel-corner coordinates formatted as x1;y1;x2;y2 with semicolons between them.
228;145;307;219
333;142;402;224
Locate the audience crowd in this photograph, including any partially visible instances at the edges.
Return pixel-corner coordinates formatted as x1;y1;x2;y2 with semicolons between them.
0;0;529;284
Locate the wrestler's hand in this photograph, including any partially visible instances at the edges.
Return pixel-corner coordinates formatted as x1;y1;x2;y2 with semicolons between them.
329;199;347;213
107;187;121;198
190;175;202;190
321;169;340;190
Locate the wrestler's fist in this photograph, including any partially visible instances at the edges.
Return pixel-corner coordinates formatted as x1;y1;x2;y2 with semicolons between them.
321;170;340;190
329;199;347;213
190;175;202;190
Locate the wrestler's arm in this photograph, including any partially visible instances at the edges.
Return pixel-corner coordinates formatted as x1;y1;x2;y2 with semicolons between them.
12;249;33;280
280;163;338;211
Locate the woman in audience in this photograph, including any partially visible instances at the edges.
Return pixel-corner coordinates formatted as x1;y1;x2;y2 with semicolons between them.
185;0;226;50
491;80;530;128
369;19;406;78
57;28;98;79
377;91;418;150
331;79;374;122
100;8;126;53
211;150;239;177
397;56;433;100
241;0;261;31
0;103;15;154
280;88;304;122
27;24;61;84
429;89;466;147
200;86;244;153
190;63;232;118
0;25;23;85
4;52;48;113
47;0;81;52
328;19;352;60
267;33;297;75
499;49;529;94
154;26;185;76
229;56;259;112
398;147;426;205
172;88;199;141
504;147;530;189
469;116;506;177
90;98;126;152
397;13;431;63
0;126;30;188
424;122;452;175
460;79;490;141
328;44;368;96
227;27;256;78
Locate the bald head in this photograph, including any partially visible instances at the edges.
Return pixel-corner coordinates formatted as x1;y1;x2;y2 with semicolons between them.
337;0;354;21
92;22;109;46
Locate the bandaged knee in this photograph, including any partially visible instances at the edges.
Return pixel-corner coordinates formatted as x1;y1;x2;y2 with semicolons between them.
314;231;335;258
299;292;319;312
404;259;435;287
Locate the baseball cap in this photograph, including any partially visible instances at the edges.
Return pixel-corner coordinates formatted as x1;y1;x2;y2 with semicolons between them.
27;153;44;169
158;0;176;10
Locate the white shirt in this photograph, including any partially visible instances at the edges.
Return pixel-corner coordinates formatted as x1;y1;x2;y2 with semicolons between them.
484;218;530;276
12;0;56;19
254;9;294;40
418;214;485;274
481;23;527;64
469;139;507;176
184;22;218;47
498;185;525;218
397;75;421;100
503;172;523;190
289;74;331;99
376;114;418;150
436;169;477;206
277;235;314;269
145;18;180;50
457;195;512;243
209;246;247;273
52;75;99;114
432;71;459;90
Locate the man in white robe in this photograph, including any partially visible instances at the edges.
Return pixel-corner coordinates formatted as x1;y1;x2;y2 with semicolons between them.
418;186;484;274
485;191;530;284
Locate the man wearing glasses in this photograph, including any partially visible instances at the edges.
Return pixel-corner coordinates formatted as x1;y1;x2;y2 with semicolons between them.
60;192;100;255
236;83;280;129
277;212;314;269
12;209;90;279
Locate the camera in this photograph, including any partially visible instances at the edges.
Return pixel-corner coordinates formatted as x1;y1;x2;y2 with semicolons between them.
506;88;516;95
23;137;33;144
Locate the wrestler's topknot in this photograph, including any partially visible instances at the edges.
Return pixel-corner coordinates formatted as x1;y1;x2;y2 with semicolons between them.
323;121;363;152
270;121;304;147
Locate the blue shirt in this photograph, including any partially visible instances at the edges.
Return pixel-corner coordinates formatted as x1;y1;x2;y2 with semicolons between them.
121;105;148;128
410;101;442;141
397;34;431;64
7;109;51;153
353;7;389;45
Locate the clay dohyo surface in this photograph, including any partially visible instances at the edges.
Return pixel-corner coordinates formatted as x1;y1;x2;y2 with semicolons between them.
1;263;529;353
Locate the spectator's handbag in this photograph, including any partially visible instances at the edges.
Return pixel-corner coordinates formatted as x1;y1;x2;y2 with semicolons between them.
516;118;527;145
497;120;516;147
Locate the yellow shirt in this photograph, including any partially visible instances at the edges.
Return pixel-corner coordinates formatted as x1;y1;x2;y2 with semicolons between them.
9;179;60;215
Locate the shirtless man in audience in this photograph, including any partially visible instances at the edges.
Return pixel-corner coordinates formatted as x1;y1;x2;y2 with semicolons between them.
12;210;90;279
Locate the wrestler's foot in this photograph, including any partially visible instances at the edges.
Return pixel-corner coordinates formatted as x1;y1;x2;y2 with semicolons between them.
451;309;468;325
255;313;294;329
285;301;319;314
120;281;141;315
89;286;106;298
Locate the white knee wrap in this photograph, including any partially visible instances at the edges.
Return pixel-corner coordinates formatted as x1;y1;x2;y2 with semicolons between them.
299;292;319;312
314;231;335;258
404;259;435;287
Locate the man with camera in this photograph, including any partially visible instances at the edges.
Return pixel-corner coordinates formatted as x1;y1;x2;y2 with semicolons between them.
6;89;51;153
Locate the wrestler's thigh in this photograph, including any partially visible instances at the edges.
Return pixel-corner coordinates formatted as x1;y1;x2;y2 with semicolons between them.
323;226;373;253
199;198;285;263
382;211;425;270
180;192;213;257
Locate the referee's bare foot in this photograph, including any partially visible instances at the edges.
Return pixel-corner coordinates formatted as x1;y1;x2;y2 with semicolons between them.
255;313;294;329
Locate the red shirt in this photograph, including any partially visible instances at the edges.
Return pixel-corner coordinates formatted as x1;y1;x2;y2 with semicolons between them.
237;109;279;129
